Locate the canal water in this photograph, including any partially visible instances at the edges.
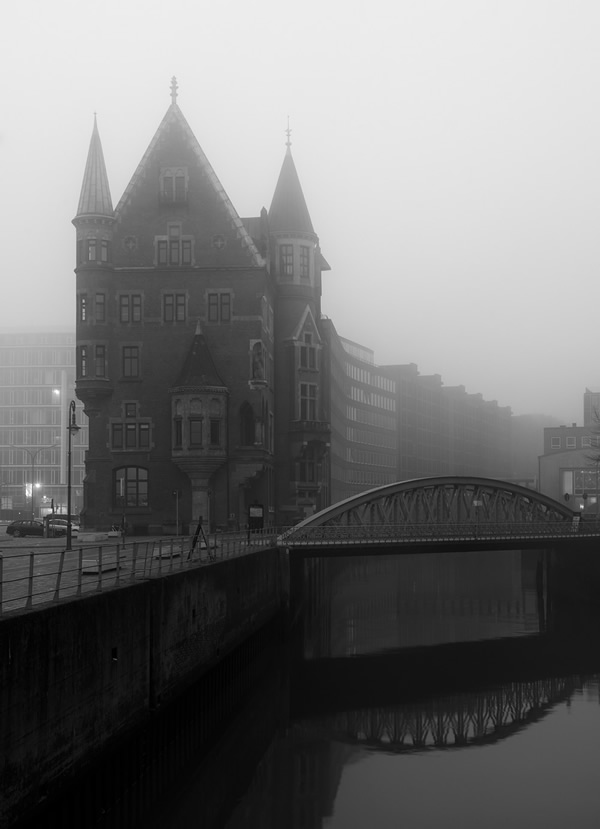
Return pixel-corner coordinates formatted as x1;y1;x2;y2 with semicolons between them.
142;548;600;828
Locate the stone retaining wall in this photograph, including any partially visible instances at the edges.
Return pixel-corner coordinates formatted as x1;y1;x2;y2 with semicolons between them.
0;546;287;827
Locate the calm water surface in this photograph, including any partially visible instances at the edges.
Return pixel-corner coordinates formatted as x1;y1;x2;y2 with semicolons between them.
148;549;600;828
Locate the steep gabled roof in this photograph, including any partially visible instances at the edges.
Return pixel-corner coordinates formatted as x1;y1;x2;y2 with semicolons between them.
268;146;315;235
76;116;114;218
172;323;227;391
114;101;264;267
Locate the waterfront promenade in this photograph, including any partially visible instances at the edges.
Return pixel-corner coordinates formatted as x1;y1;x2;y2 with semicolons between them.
0;528;280;615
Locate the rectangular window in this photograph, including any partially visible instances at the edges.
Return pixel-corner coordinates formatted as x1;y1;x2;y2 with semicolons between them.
115;467;148;508
79;295;87;322
300;383;317;420
220;294;231;322
101;240;109;262
78;345;87;378
164;294;174;322
157;240;168;265
174;418;183;447
169;240;180;265
299;245;310;280
125;402;137;418
94;345;105;377
125;423;137;448
189;418;202;446
95;293;105;322
551;437;561;449
163;294;186;322
210;419;221;446
566;437;577;448
582;436;592;447
112;423;123;449
138;423;150;449
131;295;142;322
119;295;130;323
280;244;294;278
88;239;96;261
208;293;231;323
182;239;192;265
122;346;140;378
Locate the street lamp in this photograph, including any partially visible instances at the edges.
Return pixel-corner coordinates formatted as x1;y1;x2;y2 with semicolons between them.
66;400;81;551
13;442;60;519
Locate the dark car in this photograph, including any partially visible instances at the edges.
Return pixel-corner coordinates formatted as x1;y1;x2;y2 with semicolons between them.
6;520;45;538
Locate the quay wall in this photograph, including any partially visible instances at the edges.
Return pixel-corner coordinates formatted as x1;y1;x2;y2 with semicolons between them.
0;547;287;827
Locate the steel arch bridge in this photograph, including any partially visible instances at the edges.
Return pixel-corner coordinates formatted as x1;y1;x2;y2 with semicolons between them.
279;476;590;551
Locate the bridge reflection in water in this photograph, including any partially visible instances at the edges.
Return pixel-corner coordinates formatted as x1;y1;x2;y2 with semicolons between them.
153;546;600;828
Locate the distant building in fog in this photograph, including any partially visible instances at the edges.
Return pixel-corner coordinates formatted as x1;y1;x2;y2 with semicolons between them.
539;391;600;515
0;332;87;519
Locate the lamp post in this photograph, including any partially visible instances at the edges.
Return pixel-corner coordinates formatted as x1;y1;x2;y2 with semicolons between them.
66;400;80;551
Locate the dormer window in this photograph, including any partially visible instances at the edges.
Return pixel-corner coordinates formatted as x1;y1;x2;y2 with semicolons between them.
160;167;188;204
300;333;317;370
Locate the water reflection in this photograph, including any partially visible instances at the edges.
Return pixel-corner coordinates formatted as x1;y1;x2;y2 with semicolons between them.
146;549;600;829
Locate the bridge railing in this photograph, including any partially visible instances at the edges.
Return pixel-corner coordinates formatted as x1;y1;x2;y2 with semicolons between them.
0;527;284;616
279;520;600;546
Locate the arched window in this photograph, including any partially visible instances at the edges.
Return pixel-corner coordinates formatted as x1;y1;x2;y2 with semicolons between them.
240;402;255;445
114;466;148;507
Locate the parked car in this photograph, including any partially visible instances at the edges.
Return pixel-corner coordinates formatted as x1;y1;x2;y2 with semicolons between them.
48;518;79;537
6;520;45;538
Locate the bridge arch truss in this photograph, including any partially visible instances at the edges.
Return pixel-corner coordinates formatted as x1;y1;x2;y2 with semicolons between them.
293;477;574;530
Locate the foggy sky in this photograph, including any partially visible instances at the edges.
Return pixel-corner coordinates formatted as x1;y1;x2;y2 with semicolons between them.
3;0;599;424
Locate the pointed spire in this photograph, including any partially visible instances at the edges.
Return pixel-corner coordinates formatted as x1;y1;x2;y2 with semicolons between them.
174;326;226;389
268;133;314;235
76;115;113;218
170;76;178;105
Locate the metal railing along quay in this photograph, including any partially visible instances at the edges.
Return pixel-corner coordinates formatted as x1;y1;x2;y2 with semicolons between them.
0;527;282;616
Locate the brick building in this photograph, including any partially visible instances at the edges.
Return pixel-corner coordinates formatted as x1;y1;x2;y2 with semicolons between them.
74;81;330;532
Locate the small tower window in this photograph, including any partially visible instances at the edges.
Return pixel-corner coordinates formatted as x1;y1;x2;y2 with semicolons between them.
280;244;294;278
87;239;96;261
299;246;310;281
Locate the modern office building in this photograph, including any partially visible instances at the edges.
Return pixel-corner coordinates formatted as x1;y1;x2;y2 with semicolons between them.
0;331;87;520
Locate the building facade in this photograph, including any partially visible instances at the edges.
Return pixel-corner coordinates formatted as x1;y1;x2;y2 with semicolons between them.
538;407;600;516
74;82;330;532
0;331;87;520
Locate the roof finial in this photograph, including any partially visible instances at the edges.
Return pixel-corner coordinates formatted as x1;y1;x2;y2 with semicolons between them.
170;76;178;105
285;116;292;149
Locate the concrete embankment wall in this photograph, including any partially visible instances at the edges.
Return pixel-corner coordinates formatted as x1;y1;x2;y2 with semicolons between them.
1;547;287;827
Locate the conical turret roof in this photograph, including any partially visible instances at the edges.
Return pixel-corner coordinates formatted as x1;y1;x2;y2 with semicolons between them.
76;116;114;218
268;146;314;235
172;323;227;391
